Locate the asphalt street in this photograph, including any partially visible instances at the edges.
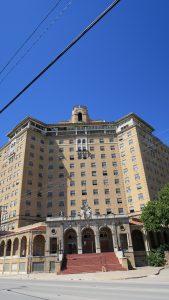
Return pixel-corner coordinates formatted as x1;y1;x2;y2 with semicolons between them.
0;270;169;300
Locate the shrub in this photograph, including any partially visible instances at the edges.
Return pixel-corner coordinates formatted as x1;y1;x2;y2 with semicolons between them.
147;245;169;267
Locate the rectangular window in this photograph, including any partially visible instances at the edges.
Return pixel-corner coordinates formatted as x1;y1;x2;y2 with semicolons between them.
104;189;109;195
123;168;128;175
91;162;96;168
102;162;107;168
118;208;124;214
100;146;105;151
81;172;86;177
90;146;94;151
59;191;64;197
82;190;87;195
70;172;75;178
70;190;75;196
128;196;132;203
70;200;76;206
115;179;120;184
70;155;74;160
117;198;122;204
47;202;52;208
135;174;140;180
133;165;138;171
80;163;85;168
105;198;110;205
93;189;98;195
69;139;74;144
59;201;64;207
92;180;97;185
91;154;95;159
92;171;97;176
69;147;74;152
126;187;131;193
140;204;145;210
59;173;64;178
101;154;106;159
70;181;75;186
89;138;94;143
111;153;116;158
81;180;86;186
112;162;117;167
138;193;144;200
116;188;121;194
71;210;76;217
70;164;74;169
114;170;118;176
136;183;142;190
99;138;104;143
94;199;99;205
103;170;108;176
104;179;109;185
129;206;134;213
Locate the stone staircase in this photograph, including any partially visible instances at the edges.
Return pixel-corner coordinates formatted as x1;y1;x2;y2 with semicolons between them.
59;252;126;275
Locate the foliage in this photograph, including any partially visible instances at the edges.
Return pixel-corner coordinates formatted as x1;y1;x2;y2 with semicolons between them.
141;183;169;232
147;245;169;267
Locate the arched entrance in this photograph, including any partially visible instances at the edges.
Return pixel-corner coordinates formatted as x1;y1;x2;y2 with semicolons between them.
20;236;27;257
33;235;45;256
100;227;113;252
0;241;5;257
12;238;19;256
82;228;96;253
6;239;12;256
64;229;77;254
131;230;145;251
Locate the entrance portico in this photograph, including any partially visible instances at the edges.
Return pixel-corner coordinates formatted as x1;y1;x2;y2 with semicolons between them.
46;213;133;256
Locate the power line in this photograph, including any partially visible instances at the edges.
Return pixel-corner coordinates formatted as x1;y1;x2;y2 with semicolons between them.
0;0;63;77
0;0;73;87
0;0;121;114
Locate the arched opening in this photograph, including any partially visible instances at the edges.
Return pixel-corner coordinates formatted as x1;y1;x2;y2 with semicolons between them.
20;236;27;257
100;227;113;252
6;239;12;256
12;238;19;256
148;231;156;249
78;112;82;122
0;241;5;257
33;235;45;256
131;230;145;251
163;231;169;244
64;229;77;254
82;228;96;253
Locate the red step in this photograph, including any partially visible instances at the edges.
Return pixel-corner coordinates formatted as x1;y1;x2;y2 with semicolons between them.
58;252;126;275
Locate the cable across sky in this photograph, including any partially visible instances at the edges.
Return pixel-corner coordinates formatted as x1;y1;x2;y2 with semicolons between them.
0;0;121;115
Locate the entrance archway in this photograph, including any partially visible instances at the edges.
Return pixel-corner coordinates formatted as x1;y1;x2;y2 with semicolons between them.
82;228;96;253
131;230;145;251
64;229;77;254
100;227;113;252
20;236;27;257
33;235;45;256
0;241;5;257
12;238;19;256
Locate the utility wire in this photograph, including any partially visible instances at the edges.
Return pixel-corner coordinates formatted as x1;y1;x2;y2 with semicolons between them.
0;0;73;86
0;0;63;77
0;0;121;114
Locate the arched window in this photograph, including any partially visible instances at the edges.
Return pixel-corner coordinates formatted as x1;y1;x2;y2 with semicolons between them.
78;112;82;122
33;235;45;256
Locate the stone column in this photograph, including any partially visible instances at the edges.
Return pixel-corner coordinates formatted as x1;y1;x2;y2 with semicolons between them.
95;226;100;253
143;229;150;252
111;224;118;251
77;225;82;254
59;224;64;254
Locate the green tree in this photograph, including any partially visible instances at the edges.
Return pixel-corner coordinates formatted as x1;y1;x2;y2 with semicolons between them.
141;183;169;231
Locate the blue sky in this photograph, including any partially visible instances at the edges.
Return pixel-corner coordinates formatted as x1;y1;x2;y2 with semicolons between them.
0;0;169;146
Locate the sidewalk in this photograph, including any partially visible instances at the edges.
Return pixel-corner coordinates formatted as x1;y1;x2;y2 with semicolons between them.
0;266;165;281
